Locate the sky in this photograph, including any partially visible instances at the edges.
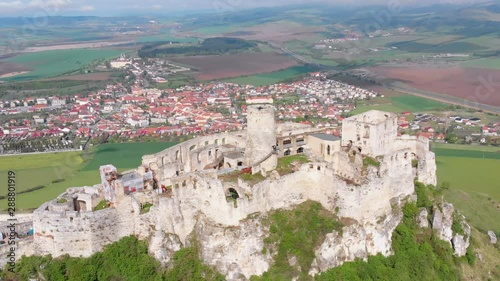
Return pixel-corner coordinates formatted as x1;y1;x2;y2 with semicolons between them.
0;0;481;17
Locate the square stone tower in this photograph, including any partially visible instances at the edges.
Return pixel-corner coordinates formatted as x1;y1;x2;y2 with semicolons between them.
341;110;398;157
245;97;277;175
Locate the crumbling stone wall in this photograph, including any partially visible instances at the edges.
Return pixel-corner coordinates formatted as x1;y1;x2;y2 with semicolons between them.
31;192;139;258
21;109;442;279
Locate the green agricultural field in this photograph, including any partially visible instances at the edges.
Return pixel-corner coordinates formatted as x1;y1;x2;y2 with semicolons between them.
351;94;448;115
367;35;426;46
0;151;83;171
454;34;500;51
190;23;253;36
0;151;84;194
136;33;199;43
413;34;463;45
434;147;500;201
223;65;317;86
461;57;500;70
433;142;500;152
308;56;340;67
350;103;407;115
391;41;487;53
436;155;500;200
433;143;500;234
390;95;448;112
0;142;177;211
1;49;122;82
434;148;500;160
82;142;177;171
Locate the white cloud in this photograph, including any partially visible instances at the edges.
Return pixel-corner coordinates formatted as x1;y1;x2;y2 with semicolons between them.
0;0;481;16
0;1;24;9
0;0;72;14
79;5;95;11
26;0;71;9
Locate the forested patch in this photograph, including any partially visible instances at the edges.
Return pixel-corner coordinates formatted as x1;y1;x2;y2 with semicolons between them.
138;37;257;58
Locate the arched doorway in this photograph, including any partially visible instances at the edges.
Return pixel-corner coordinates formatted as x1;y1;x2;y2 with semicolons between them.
284;149;291;156
228;188;239;199
297;147;304;154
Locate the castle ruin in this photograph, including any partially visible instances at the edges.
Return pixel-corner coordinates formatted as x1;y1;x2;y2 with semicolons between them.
1;103;443;280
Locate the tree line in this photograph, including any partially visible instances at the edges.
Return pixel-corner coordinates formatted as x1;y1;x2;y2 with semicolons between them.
138;37;257;58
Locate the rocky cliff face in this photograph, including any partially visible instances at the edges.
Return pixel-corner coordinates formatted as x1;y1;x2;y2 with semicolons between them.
145;199;408;281
430;202;471;257
142;189;472;281
194;217;273;280
309;210;403;275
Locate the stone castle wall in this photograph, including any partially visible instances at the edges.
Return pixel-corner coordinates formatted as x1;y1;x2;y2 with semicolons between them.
141;131;247;185
392;135;437;186
341;111;398;157
31;191;141;258
28;147;416;263
8;109;442;279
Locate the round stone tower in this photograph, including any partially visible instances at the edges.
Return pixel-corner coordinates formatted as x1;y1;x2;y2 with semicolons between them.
245;97;277;175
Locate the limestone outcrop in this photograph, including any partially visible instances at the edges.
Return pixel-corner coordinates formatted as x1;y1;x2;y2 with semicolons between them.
194;217;272;280
487;231;497;244
310;209;403;275
432;203;471;257
417;207;429;228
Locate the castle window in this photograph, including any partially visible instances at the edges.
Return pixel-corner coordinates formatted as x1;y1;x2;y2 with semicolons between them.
364;125;370;138
175;150;179;160
327;145;331;155
237;161;243;166
317;166;321;171
283;138;292;148
297;147;304;154
284;149;291;156
208;150;212;157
